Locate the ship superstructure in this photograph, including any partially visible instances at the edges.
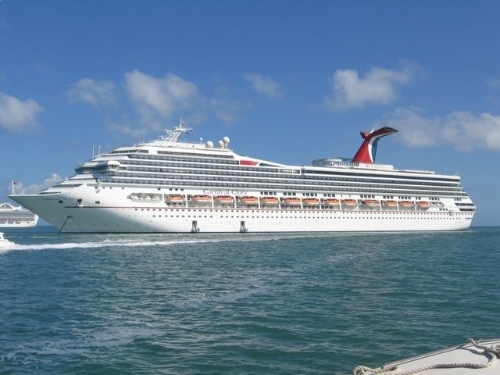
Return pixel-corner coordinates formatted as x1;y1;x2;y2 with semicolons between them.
10;121;475;233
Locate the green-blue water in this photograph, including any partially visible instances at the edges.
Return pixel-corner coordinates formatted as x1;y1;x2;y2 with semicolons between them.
1;227;499;374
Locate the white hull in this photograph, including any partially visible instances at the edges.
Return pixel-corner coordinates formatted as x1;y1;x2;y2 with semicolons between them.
12;186;473;233
354;339;500;375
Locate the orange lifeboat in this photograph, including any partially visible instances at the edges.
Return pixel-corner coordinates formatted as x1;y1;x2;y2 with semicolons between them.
399;200;414;209
191;195;211;203
416;201;430;210
284;197;301;205
362;199;379;207
303;198;320;206
383;200;398;209
167;194;184;203
323;198;340;206
215;195;234;203
341;199;358;209
240;196;258;204
260;197;279;205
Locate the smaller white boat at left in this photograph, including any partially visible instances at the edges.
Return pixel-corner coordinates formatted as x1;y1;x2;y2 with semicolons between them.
0;181;39;227
0;202;39;227
0;232;15;249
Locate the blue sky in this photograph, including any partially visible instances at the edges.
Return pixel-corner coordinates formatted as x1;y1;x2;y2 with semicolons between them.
1;1;499;226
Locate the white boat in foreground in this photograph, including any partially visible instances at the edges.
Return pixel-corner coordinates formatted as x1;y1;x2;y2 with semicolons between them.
353;338;500;375
0;232;15;249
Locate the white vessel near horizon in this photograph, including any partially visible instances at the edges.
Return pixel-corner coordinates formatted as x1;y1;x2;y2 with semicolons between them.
10;121;475;233
0;202;39;228
1;183;39;228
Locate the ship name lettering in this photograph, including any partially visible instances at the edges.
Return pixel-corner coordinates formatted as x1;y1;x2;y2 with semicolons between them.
203;189;247;196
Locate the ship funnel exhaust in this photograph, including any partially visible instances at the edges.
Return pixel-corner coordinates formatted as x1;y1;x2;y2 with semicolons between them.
351;127;398;164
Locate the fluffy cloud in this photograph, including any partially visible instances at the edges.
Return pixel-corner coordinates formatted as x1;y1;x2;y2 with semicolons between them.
68;78;116;107
124;70;199;127
243;73;284;99
379;106;500;151
12;173;62;194
69;70;253;134
321;67;412;110
0;92;42;132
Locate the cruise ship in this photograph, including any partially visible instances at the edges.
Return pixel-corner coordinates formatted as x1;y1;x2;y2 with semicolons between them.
0;202;39;227
9;121;475;233
1;181;39;227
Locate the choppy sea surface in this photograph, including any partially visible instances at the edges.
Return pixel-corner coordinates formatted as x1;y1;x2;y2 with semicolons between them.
0;226;499;374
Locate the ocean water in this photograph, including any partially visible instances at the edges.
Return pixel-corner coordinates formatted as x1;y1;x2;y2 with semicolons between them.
0;226;499;375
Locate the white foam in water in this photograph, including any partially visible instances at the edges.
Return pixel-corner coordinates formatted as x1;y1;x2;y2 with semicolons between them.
0;231;377;255
0;237;225;252
0;232;324;253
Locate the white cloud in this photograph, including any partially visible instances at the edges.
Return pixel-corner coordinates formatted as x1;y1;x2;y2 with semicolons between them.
69;70;266;133
320;67;412;110
243;73;284;99
0;92;42;132
68;78;116;107
12;173;63;194
379;106;500;152
377;106;441;147
442;111;500;151
124;70;199;128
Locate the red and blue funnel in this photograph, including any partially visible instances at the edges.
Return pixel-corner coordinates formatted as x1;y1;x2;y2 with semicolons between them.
352;127;398;164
